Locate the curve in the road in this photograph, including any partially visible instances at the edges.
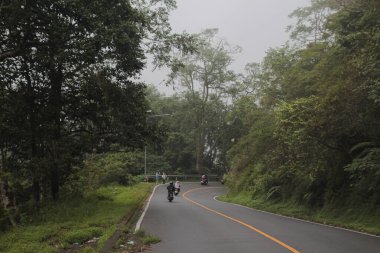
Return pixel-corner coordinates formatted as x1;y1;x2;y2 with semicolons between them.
183;187;301;253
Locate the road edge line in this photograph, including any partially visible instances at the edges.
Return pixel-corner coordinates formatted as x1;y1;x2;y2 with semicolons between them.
134;184;160;232
213;195;380;238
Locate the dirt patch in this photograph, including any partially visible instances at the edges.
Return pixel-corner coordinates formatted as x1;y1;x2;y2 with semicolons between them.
59;236;100;253
108;231;152;253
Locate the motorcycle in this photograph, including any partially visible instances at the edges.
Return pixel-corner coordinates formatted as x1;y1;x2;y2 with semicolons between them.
201;175;208;185
168;191;174;202
174;188;180;196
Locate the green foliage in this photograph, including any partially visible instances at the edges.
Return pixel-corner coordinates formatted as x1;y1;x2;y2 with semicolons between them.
61;151;160;196
163;132;195;173
0;183;153;252
146;78;234;175
345;147;380;204
228;107;275;174
141;235;161;245
165;29;239;173
63;227;103;244
227;0;380;224
220;191;380;235
332;0;380;104
83;152;143;187
287;0;336;46
135;229;161;245
0;0;192;233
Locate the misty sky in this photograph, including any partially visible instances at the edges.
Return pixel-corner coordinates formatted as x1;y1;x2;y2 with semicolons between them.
141;0;311;95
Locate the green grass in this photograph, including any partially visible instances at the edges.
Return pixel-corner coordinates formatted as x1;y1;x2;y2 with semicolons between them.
63;227;103;244
0;183;153;253
135;229;161;245
141;234;161;245
218;191;380;235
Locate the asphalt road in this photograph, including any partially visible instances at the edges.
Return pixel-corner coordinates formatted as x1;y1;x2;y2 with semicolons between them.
140;182;380;253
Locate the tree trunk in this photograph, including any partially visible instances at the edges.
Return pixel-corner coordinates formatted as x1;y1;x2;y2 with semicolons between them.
0;147;16;227
23;57;40;204
49;61;63;200
195;102;206;173
195;130;203;173
51;163;59;200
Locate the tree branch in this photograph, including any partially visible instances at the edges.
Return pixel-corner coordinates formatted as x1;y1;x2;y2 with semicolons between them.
0;50;20;62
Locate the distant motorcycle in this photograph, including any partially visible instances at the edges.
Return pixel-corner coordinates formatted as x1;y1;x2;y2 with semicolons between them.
174;188;180;196
201;175;208;185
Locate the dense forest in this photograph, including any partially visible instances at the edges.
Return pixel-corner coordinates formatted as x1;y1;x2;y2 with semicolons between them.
148;0;380;215
225;0;380;212
1;0;379;233
0;0;193;229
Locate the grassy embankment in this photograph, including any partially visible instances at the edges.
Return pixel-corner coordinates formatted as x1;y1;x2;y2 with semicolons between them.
0;183;153;253
219;192;380;236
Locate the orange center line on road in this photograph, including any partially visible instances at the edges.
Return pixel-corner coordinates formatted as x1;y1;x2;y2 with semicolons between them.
183;187;301;253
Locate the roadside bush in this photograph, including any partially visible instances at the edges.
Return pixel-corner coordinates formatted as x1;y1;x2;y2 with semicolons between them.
345;147;380;206
61;151;145;196
84;152;143;187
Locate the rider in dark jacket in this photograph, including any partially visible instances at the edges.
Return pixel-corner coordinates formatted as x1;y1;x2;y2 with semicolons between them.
167;181;175;198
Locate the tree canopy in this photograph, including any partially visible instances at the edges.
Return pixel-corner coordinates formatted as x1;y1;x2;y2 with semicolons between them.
0;0;192;229
226;0;380;211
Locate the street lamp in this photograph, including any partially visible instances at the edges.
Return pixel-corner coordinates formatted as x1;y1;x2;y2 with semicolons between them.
144;112;171;179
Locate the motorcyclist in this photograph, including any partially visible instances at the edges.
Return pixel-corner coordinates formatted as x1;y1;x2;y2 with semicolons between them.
174;178;181;195
201;174;208;185
167;181;175;199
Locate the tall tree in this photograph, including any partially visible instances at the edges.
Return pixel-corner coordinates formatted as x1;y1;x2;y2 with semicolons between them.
0;0;187;210
287;0;336;46
166;28;240;172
